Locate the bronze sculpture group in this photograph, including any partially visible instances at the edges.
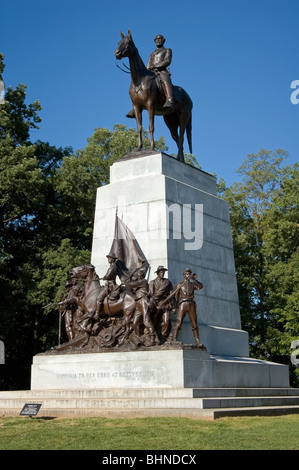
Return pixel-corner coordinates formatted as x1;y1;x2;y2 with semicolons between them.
51;258;204;353
115;30;193;163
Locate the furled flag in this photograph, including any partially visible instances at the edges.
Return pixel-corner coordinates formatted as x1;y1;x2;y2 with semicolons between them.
108;214;149;282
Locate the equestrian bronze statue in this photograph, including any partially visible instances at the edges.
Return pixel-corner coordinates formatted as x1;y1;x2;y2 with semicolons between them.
115;30;193;163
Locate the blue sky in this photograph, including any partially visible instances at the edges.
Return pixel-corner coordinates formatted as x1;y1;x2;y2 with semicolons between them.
2;0;298;186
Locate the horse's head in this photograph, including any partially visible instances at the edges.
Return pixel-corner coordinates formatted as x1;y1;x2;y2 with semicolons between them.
68;264;95;280
115;29;134;59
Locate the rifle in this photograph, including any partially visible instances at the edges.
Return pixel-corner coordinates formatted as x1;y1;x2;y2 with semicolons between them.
42;298;75;309
157;273;198;311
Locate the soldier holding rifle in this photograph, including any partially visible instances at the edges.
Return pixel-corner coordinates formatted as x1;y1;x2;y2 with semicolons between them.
171;268;204;347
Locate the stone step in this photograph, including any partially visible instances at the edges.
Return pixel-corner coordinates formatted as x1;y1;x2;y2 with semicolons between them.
212;405;299;419
0;387;194;399
1;404;299;420
201;396;299;409
1;387;299;399
0;395;297;410
1;388;299;419
0;406;216;419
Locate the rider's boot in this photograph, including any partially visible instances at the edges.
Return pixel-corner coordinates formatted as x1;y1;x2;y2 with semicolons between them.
126;109;135;119
162;82;175;110
148;333;156;346
94;300;103;320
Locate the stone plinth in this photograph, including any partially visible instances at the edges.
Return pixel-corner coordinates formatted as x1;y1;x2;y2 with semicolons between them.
31;349;290;390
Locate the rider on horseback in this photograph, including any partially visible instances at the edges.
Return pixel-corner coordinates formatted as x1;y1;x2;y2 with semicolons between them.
147;34;174;109
95;253;119;318
126;33;174;119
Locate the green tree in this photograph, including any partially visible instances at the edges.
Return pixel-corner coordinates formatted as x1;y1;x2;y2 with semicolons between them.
0;54;76;388
224;149;299;384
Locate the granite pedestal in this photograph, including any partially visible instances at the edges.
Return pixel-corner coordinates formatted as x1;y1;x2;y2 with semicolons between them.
31;348;289;390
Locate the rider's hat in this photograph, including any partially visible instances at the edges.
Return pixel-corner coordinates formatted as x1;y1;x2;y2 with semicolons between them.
106;252;117;260
183;268;192;274
155;265;168;273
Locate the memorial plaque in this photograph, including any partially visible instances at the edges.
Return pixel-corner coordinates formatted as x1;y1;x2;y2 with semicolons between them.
20;403;42;416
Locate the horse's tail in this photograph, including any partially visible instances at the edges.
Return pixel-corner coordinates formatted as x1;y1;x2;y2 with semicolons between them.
186;113;192;154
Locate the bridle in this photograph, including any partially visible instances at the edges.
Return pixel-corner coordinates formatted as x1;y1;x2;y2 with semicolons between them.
115;59;131;74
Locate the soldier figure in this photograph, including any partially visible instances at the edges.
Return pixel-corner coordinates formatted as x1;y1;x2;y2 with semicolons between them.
149;266;173;343
172;268;204;347
124;269;156;346
95;253;118;316
59;279;84;341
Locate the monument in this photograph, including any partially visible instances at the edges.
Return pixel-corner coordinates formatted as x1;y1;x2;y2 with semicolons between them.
30;31;290;392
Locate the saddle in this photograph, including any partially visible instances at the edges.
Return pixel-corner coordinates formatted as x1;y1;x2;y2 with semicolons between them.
107;290;121;302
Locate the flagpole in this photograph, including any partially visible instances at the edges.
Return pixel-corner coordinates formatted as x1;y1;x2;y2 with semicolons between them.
115;207;118;241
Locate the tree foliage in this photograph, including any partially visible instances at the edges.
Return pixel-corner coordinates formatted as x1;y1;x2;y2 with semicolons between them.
224;149;299;385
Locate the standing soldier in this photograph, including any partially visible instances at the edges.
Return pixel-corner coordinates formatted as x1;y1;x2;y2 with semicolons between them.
149;266;173;343
59;279;84;342
172;268;204;348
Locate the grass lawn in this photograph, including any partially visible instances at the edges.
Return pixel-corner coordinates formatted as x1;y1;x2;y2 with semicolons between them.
0;414;298;450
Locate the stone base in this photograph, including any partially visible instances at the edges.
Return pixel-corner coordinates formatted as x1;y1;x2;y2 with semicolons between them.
31;349;290;390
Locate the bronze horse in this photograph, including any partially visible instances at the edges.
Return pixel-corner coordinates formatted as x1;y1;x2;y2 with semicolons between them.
114;30;193;163
67;264;136;344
